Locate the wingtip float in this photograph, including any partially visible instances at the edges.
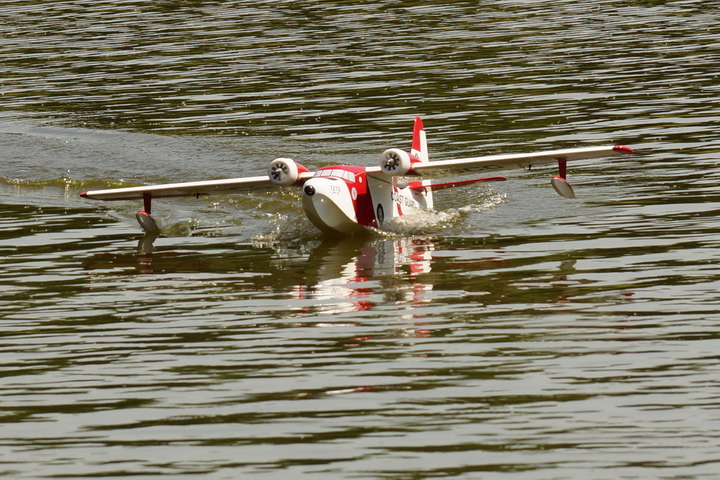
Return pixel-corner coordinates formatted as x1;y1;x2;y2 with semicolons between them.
80;117;634;236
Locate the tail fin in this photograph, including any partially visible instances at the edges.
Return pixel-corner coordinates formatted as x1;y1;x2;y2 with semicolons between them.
410;116;429;163
409;116;433;209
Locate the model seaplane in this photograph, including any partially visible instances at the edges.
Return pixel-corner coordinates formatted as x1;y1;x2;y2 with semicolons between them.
80;117;633;236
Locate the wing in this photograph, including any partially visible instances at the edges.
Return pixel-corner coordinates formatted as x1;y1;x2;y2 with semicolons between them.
81;172;314;201
402;145;633;178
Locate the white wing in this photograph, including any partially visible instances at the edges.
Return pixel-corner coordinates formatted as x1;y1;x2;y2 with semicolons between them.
81;146;632;201
81;172;314;201
370;145;633;178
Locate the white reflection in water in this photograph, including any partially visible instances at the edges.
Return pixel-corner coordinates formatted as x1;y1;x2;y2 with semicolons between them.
291;237;435;316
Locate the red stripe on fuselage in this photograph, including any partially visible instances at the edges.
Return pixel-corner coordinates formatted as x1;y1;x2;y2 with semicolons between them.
394;185;403;216
355;173;376;227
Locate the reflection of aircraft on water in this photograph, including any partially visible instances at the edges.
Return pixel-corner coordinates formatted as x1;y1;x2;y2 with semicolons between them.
85;234;631;317
80;117;633;237
83;236;435;315
293;236;435;315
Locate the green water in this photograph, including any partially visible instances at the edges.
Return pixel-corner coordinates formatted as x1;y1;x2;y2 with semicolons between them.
2;0;720;478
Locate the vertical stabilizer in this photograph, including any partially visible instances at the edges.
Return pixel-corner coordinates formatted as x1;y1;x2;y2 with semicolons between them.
410;116;433;210
410;116;429;163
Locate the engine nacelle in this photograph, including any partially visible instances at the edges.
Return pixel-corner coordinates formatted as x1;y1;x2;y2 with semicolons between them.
268;158;300;186
380;148;413;176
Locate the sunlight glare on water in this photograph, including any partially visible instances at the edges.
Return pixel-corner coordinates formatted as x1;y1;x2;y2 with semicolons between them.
2;0;720;478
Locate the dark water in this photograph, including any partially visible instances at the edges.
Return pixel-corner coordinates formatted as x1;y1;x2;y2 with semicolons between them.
3;0;720;478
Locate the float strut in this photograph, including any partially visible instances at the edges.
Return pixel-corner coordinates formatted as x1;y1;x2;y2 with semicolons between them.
558;158;567;179
143;193;152;215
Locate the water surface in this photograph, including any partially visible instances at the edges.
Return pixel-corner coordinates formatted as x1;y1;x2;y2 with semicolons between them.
2;0;720;478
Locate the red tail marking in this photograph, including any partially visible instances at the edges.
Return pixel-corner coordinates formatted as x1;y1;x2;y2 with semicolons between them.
411;116;424;154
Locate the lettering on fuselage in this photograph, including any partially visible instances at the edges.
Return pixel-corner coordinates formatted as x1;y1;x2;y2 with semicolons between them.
391;191;417;208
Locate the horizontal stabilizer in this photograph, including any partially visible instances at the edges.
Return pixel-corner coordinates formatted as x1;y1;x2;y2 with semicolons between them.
408;176;507;192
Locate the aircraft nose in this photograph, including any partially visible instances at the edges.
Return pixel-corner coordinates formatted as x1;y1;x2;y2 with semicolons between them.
301;177;361;235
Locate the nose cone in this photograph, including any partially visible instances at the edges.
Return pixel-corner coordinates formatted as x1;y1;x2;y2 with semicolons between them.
301;177;364;235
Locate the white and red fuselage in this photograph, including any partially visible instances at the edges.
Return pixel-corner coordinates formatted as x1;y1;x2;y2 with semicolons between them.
301;165;432;234
297;116;435;234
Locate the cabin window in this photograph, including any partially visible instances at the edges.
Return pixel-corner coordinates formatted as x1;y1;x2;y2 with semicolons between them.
314;169;355;183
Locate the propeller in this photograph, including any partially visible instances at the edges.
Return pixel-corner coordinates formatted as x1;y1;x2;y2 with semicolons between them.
379;148;412;175
270;163;288;182
384;151;402;171
268;158;300;186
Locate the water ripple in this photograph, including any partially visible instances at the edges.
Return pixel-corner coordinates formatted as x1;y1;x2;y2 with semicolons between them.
3;0;720;478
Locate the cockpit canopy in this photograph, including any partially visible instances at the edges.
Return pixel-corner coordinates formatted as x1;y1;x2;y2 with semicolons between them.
314;168;356;183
